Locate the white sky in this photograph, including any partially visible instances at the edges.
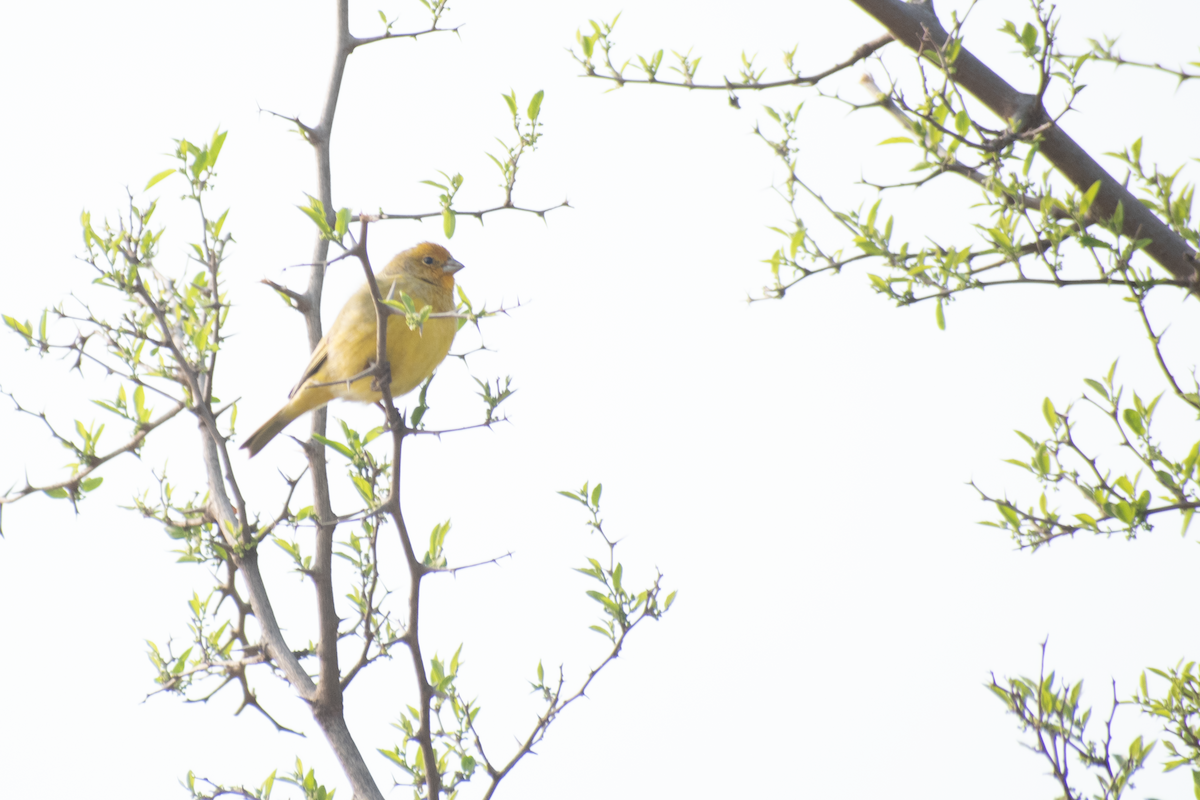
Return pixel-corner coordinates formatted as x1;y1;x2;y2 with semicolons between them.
1;1;1198;798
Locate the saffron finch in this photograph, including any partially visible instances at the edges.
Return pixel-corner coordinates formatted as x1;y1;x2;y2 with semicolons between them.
242;242;464;456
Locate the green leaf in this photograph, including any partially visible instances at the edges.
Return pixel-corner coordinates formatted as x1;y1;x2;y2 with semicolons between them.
190;148;208;178
954;109;970;136
274;539;300;559
1083;378;1109;400
208;129;227;168
1110;200;1124;235
935;298;945;330
1042;397;1058;430
1022;145;1038;177
1079;180;1102;218
1020;22;1038;53
442;208;456;239
209;208;230;242
590;482;602;507
502;91;517;116
297;198;332;236
351;474;375;503
171;646;193;674
585;589;618;613
312;433;355;460
1034;445;1050;475
526;89;544;119
3;315;33;342
80;477;103;492
1122;407;1145;436
1077;234;1109;249
134;385;149;423
998;504;1021;527
44;487;70;499
145;169;176;191
946;37;963;64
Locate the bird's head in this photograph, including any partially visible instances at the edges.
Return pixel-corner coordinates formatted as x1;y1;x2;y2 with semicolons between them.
385;242;465;291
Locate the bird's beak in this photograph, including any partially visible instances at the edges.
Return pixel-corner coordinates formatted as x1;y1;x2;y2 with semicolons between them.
443;257;465;275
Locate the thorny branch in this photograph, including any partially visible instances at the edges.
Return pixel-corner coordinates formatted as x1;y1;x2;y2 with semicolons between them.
1;2;676;798
0;389;186;509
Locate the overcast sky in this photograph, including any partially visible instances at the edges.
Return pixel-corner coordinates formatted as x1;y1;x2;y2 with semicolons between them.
2;1;1198;798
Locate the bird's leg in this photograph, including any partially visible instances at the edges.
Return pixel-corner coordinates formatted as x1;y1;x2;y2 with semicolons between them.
369;359;392;394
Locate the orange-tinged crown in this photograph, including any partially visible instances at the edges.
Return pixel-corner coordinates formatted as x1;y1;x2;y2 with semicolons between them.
408;242;451;265
383;242;453;274
382;242;464;291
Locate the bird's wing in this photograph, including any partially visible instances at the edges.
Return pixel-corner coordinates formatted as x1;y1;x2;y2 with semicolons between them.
288;335;330;399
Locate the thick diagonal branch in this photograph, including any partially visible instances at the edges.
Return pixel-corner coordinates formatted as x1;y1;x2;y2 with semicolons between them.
849;0;1199;286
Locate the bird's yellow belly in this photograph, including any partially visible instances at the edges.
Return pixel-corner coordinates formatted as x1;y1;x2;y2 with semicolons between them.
325;315;456;403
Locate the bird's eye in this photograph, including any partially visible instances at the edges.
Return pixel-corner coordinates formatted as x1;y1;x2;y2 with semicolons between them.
423;256;434;265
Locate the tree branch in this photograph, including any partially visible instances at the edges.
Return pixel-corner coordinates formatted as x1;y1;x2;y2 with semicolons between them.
578;32;894;91
848;0;1200;285
0;395;186;506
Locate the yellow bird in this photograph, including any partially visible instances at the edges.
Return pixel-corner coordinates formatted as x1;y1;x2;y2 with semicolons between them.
242;242;464;457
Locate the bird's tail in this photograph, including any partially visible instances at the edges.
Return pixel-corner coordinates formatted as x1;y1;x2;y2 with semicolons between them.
241;406;299;457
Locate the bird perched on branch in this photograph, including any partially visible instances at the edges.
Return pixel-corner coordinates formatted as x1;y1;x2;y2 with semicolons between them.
242;242;464;456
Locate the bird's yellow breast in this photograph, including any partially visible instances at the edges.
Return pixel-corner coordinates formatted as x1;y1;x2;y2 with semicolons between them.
309;275;457;403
